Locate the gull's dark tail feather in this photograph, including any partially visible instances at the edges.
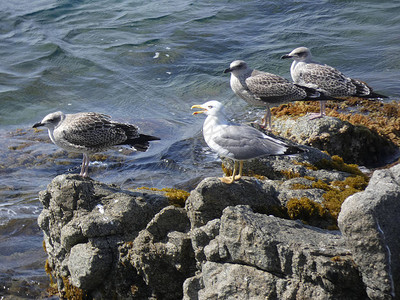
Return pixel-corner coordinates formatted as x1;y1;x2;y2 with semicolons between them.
116;122;160;152
127;134;160;152
353;79;388;99
367;91;388;99
283;145;306;155
294;84;343;102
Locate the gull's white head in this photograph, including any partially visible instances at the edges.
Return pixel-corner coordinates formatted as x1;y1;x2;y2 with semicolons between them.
33;111;65;130
224;60;249;76
281;47;312;62
191;100;226;117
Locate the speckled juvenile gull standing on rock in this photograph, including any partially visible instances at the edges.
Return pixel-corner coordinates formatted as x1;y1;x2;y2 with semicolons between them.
191;100;304;184
281;46;388;119
33;111;160;177
224;60;333;129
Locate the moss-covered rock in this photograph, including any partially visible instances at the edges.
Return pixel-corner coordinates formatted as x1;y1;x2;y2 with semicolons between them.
271;99;399;167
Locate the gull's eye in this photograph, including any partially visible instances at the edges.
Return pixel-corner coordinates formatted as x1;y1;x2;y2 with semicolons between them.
208;105;213;109
47;115;60;124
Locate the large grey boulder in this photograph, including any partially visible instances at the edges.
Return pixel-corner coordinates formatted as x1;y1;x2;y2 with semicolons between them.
183;261;281;299
338;164;400;299
184;205;366;300
67;240;113;290
185;177;280;228
37;174;169;294
273;115;396;167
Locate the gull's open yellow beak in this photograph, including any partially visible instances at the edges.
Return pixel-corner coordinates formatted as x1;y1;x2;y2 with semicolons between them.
191;104;206;115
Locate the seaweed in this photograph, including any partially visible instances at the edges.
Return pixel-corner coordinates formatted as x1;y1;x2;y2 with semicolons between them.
137;187;190;207
44;257;87;299
283;154;370;228
314;155;367;178
286;197;335;228
280;169;302;179
60;277;87;300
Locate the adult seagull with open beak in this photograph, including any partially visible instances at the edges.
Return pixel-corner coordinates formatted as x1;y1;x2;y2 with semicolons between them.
192;100;304;184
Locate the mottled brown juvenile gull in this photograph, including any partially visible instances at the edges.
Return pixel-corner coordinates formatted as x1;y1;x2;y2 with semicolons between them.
33;111;160;177
224;60;332;129
281;46;387;118
191;100;304;184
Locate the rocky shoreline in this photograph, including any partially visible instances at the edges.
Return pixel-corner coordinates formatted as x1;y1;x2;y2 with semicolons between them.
38;112;400;299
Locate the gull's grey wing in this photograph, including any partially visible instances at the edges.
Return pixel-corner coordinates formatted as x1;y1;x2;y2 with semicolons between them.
246;70;307;102
211;124;289;160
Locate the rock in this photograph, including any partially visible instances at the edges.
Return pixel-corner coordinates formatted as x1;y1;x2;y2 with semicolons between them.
222;144;350;183
38;174;169;293
276;177;325;204
190;219;220;267
185;177;281;228
183;261;280;300
184;205;367;300
185;261;346;300
338;163;400;299
67;240;112;290
185;171;354;231
273;115;397;167
38;158;400;299
222;143;327;177
127;206;196;300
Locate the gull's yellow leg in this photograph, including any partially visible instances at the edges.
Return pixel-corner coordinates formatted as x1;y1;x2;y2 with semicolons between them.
234;161;243;181
220;161;238;184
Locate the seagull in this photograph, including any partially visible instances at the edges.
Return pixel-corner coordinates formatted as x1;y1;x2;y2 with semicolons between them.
33;111;160;177
224;60;332;129
281;46;388;119
191;100;304;184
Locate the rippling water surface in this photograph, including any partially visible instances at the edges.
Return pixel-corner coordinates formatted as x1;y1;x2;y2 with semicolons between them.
1;0;399;296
